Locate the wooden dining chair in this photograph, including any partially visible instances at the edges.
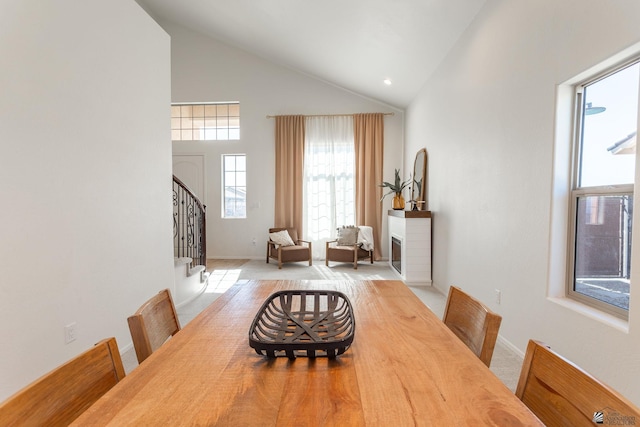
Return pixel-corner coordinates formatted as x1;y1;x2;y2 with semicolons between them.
128;288;181;364
516;339;640;426
0;337;125;426
442;286;502;367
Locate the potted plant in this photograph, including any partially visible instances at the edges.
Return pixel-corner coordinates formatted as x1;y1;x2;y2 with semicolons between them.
379;169;411;210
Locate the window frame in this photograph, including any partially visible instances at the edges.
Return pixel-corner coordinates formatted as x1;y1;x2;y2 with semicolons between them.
566;60;639;319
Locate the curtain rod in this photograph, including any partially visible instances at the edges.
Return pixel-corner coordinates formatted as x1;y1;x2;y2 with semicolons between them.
266;112;394;119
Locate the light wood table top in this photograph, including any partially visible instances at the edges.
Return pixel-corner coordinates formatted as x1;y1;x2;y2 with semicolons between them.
73;280;542;426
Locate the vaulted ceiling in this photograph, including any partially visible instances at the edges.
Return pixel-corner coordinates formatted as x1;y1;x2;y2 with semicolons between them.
136;0;486;109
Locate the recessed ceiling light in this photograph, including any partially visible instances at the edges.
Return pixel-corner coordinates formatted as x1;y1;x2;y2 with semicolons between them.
383;78;392;86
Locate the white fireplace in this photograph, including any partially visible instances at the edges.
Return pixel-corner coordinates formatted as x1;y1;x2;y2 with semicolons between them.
388;210;432;285
391;236;402;274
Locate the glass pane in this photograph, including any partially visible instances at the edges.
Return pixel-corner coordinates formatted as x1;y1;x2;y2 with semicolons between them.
193;118;205;132
217;104;229;116
205;105;217;117
224;156;236;170
180;129;193;141
180;105;192;118
181;117;193;129
224;190;234;217
228;104;240;116
217;129;229;140
235;156;246;171
225;172;236;186
171;118;181;129
171;106;181;118
574;194;632;310
229;128;240;140
192;105;204;117
579;63;639;187
203;128;216;140
171;130;181;141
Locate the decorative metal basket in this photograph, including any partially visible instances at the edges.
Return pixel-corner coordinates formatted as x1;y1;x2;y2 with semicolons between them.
249;290;355;359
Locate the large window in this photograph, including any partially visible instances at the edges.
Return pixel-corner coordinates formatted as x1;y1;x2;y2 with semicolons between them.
171;102;240;141
569;60;639;318
303;116;355;258
222;154;246;219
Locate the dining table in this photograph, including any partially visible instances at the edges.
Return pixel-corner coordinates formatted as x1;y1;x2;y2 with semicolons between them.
72;279;542;426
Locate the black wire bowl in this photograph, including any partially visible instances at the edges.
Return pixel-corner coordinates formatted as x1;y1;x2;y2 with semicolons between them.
249;290;355;359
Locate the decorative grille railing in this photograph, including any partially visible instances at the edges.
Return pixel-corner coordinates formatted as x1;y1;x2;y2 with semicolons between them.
173;175;206;267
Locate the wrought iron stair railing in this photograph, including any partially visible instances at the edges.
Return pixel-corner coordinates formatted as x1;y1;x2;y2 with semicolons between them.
173;175;206;268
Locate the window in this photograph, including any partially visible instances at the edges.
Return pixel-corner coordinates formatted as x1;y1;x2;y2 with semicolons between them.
222;154;246;218
568;60;639;318
171;102;240;141
303;116;355;258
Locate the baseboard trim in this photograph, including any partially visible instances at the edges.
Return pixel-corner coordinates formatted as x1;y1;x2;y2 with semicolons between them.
496;335;525;359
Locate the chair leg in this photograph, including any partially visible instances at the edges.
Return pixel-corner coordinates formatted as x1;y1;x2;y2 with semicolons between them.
353;249;358;270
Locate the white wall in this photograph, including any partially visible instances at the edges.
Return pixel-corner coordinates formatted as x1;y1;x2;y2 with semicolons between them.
164;22;405;260
406;0;640;404
0;0;173;401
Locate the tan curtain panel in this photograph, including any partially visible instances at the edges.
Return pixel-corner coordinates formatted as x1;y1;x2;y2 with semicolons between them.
274;115;305;233
354;113;384;260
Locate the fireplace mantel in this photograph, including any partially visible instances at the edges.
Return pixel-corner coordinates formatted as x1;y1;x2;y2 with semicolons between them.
387;210;431;219
388;210;432;286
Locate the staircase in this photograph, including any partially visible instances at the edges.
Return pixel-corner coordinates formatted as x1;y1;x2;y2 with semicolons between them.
173;175;209;306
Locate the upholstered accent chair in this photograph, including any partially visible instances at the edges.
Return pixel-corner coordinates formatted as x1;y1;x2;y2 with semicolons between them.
325;225;374;270
266;227;312;269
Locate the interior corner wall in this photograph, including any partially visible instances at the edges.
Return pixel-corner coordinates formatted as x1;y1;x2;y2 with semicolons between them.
0;0;173;401
162;22;405;260
405;0;640;404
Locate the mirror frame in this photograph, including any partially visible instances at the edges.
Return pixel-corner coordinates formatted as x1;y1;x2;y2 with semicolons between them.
411;148;428;210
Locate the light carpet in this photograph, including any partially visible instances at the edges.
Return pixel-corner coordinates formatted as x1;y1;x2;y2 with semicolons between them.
238;259;400;281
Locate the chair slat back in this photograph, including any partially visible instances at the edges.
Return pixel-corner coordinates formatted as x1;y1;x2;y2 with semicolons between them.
442;286;502;367
128;288;181;364
516;339;640;426
0;337;125;426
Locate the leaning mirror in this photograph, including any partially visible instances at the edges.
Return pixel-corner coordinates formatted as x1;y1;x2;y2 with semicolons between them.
411;148;428;210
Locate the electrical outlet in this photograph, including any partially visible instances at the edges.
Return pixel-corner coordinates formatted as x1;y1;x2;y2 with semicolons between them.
64;322;77;344
252;237;257;246
495;289;501;305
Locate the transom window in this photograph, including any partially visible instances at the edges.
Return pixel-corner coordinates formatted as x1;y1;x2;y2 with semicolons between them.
171;102;240;141
568;60;639;318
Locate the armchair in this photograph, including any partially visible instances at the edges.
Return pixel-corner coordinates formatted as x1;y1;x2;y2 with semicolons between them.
325;225;374;270
266;227;312;269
